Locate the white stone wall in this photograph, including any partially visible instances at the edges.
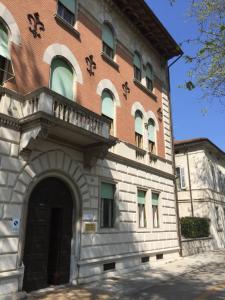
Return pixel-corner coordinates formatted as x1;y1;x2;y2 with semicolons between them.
181;237;216;256
0;133;179;294
175;146;225;250
162;91;172;161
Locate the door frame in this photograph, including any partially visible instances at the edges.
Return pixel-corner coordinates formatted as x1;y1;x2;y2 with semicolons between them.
18;171;82;288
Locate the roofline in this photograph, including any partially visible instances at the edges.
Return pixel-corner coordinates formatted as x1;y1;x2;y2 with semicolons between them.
174;138;225;157
141;0;183;54
112;0;183;60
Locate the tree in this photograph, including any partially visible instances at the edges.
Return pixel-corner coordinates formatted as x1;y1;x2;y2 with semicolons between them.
183;0;225;102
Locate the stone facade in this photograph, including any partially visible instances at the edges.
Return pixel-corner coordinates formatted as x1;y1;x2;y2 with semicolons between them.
181;237;216;257
0;0;182;297
175;139;225;249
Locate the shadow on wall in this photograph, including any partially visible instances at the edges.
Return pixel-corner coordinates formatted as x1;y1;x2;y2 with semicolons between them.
192;156;225;248
8;41;46;94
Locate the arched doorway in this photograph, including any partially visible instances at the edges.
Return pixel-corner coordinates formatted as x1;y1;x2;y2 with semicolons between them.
23;177;73;292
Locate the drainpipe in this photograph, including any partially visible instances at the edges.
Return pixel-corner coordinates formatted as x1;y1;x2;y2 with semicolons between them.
167;54;183;256
185;149;194;217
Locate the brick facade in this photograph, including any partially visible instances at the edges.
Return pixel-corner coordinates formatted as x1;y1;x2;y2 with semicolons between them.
0;0;182;297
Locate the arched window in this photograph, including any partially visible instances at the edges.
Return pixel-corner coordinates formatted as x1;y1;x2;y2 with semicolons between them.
148;118;156;154
135;110;143;148
133;52;142;82
0;21;14;86
101;90;114;135
102;23;115;59
146;63;154;91
50;57;74;100
57;0;76;25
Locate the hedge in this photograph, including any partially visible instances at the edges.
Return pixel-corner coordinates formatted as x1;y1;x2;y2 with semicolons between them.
180;217;210;238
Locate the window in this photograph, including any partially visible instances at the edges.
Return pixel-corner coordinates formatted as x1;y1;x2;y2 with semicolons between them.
138;190;146;228
215;206;220;227
101;90;114;135
102;23;115;59
135;110;143;148
211;164;216;189
57;0;76;25
133;52;142;82
146;64;154;91
50;57;74;100
0;22;14;85
152;192;159;228
148;118;156;154
100;182;115;228
176;167;186;190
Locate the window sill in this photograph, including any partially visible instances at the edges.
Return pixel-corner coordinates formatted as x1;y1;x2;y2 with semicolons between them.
99;227;118;233
135;147;146;157
149;152;158;162
54;14;80;40
133;78;157;101
101;52;119;71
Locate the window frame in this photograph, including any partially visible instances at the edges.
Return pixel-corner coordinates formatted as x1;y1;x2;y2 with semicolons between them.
148;118;156;154
100;181;115;229
176;167;186;190
50;56;75;100
137;190;147;228
152;192;160;229
0;21;14;86
145;63;154;92
57;0;76;26
102;22;115;60
133;52;142;82
135;110;143;149
101;89;115;136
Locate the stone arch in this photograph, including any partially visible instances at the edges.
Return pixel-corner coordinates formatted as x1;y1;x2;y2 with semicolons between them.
97;79;121;107
131;101;145;118
15;150;90;282
146;111;159;131
0;2;21;45
43;43;83;84
12;150;90;206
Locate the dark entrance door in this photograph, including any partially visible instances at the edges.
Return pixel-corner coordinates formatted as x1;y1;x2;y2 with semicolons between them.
23;177;73;292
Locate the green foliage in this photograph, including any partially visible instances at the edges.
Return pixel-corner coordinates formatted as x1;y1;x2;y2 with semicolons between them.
180;217;210;238
171;0;225;103
187;0;225;101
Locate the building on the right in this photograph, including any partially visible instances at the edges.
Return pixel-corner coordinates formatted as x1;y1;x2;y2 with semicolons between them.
174;138;225;248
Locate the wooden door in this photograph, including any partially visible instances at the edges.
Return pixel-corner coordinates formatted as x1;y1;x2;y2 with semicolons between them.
23;177;73;292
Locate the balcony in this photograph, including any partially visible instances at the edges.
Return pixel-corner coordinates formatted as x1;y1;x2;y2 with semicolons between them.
0;87;117;167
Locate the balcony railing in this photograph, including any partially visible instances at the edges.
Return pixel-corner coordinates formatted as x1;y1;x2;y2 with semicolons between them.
23;87;110;139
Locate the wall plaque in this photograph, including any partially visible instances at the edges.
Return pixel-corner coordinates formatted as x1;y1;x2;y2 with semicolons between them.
84;222;96;233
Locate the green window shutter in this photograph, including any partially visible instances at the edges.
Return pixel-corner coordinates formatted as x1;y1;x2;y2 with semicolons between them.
102;90;114;119
102;24;114;49
135;111;143;135
152;192;159;205
148;119;155;142
0;23;10;60
101;182;114;199
50;57;74;100
134;53;141;69
146;64;153;79
138;190;145;204
60;0;75;13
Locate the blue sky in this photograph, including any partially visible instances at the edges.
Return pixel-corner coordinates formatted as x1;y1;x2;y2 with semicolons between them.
147;1;225;151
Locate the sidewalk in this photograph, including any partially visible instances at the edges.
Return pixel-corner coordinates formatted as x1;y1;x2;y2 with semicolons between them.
27;249;225;300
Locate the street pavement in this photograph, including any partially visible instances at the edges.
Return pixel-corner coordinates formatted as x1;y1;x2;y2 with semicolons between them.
27;249;225;300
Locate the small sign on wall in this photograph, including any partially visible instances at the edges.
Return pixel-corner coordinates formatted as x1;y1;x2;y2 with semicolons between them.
84;222;96;233
11;218;20;233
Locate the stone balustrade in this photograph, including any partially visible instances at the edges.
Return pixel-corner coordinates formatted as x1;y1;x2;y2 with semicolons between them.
0;87;110;139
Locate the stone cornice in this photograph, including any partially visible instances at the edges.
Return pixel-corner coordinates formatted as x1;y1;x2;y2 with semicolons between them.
106;152;174;180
